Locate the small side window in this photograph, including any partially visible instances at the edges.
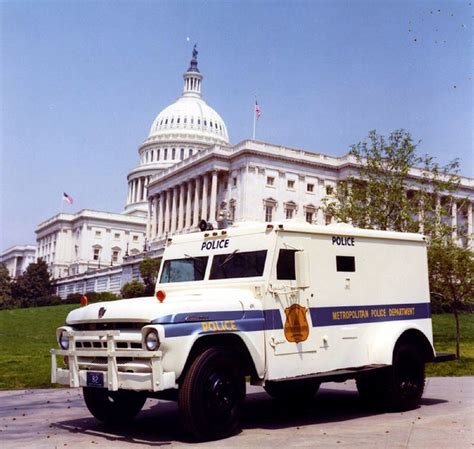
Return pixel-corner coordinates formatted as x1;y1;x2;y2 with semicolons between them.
336;256;355;272
277;249;296;280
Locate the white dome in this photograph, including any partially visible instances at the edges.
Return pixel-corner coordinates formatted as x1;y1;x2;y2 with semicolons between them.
147;95;229;145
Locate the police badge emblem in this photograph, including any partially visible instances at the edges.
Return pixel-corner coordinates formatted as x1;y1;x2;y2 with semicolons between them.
284;304;309;343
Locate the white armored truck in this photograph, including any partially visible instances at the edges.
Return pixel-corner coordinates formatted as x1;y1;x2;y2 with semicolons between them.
51;221;452;440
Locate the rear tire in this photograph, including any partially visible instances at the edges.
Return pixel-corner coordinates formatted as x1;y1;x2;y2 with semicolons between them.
357;344;425;412
264;378;320;403
178;347;245;441
383;343;425;411
82;387;146;425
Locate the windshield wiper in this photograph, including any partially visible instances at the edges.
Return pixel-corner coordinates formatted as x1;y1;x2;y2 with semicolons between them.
221;249;239;267
184;254;205;276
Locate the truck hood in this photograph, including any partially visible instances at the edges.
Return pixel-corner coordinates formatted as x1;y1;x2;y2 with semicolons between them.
65;289;261;324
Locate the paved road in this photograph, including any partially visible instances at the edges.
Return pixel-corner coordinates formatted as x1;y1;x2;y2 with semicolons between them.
1;377;472;448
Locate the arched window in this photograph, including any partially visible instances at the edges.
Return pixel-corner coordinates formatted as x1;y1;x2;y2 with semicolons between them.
151;150;154;162
189;148;193;156
164;148;168;160
180;148;185;159
172;148;176;159
157;149;161;160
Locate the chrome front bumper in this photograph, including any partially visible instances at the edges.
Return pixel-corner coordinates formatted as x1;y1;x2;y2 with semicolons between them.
50;330;176;392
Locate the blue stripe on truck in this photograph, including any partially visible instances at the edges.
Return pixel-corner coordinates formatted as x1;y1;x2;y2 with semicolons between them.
309;302;431;327
156;302;431;338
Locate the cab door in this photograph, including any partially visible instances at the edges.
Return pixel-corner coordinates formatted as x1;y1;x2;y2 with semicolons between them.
264;233;319;380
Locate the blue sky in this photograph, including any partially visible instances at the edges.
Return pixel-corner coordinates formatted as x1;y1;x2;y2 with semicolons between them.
1;0;472;250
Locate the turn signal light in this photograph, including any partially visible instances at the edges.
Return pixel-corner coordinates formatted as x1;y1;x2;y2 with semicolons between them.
156;290;166;302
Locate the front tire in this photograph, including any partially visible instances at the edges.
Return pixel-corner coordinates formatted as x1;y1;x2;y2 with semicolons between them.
178;347;245;441
82;387;147;425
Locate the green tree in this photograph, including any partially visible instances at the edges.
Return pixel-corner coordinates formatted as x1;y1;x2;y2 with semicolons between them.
0;263;13;307
323;129;461;237
120;280;146;299
139;257;161;295
12;259;54;301
428;240;474;359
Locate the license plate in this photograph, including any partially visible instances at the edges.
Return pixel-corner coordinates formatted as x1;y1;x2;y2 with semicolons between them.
86;371;104;388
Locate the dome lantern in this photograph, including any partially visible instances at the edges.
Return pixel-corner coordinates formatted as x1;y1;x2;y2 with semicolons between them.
183;44;203;98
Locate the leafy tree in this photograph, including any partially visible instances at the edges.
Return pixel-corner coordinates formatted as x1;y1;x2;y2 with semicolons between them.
12;259;54;301
428;240;474;359
121;280;146;299
323;129;461;238
0;263;13;306
139;257;161;295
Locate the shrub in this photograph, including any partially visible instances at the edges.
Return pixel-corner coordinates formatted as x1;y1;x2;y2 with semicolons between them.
121;281;146;299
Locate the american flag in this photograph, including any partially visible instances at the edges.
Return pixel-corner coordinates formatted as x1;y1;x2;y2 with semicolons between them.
63;192;74;204
255;100;261;120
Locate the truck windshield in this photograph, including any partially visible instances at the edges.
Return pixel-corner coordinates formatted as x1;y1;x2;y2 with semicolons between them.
160;256;208;283
209;250;267;280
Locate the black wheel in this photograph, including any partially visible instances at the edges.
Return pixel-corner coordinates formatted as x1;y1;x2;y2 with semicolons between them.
178;347;245;441
357;344;425;412
384;343;425;411
82;387;147;425
264;378;320;403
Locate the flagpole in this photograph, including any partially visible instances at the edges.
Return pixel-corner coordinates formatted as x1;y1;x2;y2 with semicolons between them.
253;107;256;140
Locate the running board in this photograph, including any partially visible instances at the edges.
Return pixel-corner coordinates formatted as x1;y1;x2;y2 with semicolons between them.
271;364;389;384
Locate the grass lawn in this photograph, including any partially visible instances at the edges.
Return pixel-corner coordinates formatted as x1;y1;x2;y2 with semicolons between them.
0;305;472;389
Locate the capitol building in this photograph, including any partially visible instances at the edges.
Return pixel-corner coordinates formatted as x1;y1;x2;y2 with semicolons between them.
2;48;472;297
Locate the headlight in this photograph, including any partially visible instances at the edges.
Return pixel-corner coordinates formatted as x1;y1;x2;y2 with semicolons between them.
144;330;160;351
59;330;69;350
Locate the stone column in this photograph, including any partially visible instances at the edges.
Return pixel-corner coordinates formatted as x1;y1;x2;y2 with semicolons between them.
178;184;185;231
144;177;149;202
146;199;152;239
226;174;233;220
151;195;157;238
452;202;458;240
209;170;218;224
193;177;201;225
127;182;131;204
171;186;178;234
202;173;209;222
137;178;143;201
130;180;135;204
185;181;192;229
158;193;164;238
164;190;170;234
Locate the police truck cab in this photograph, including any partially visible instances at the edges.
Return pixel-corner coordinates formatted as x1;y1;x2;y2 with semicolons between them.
51;221;451;440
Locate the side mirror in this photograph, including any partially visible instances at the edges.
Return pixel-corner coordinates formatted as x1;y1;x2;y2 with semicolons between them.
295;251;310;289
